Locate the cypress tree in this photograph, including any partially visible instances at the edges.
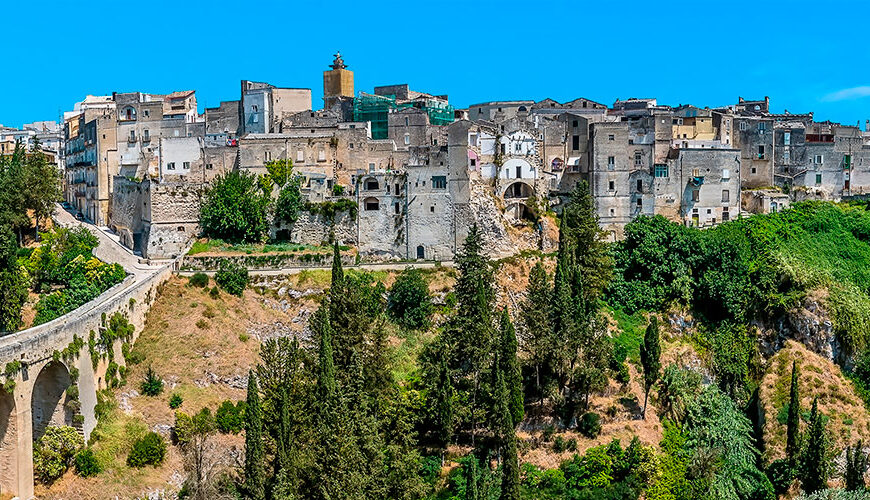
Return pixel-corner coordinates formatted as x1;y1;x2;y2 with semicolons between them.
559;181;612;301
494;342;520;500
313;306;336;403
276;385;291;475
640;316;661;419
845;440;868;491
244;371;265;500
465;454;479;500
499;308;524;426
786;360;801;466
800;397;828;494
433;345;454;449
519;260;552;402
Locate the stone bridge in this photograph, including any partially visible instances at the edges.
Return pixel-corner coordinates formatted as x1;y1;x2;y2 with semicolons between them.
0;210;173;499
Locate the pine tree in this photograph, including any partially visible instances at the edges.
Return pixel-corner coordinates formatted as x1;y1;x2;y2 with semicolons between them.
786;360;801;466
499;308;524;426
640;316;661;419
313;306;336;404
244;371;265;500
800;397;829;494
519;260;552;402
550;247;576;389
276;386;292;477
559;181;612;301
845;440;868;491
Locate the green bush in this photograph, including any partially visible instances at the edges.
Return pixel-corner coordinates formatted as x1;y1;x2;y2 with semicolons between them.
169;393;183;409
215;260;249;297
140;366;163;396
74;448;101;477
766;458;793;495
188;273;209;288
387;268;433;329
209;286;220;299
215;400;244;434
578;412;602;438
127;432;167;467
199;170;271;243
33;426;84;483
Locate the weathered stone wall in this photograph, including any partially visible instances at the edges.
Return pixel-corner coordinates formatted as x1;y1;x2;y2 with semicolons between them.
180;252;355;271
272;210;357;247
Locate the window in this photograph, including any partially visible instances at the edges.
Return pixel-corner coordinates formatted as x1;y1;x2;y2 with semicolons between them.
634;152;643;167
572;120;578;128
143;129;150;141
183;161;190;169
143;110;150;117
432;176;447;189
722;210;730;221
394;202;400;214
514;142;521;153
515;166;522;178
757;145;765;159
608;134;614;141
297;150;304;162
608;180;615;191
395;183;400;194
783;150;790;162
758;122;766;131
404;134;410;145
349;143;354;149
636;179;643;192
636;198;642;208
470;158;477;167
177;226;184;232
784;131;791;145
252;105;258;112
692;189;699;202
318;150;326;162
369;163;376;172
167;162;176;170
739;121;748;131
469;134;478;146
264;151;272;161
722;168;730;180
816;173;822;185
364;198;379;211
751;167;757;174
607;156;615;170
572;135;580;150
386;184;391;195
722;189;730;202
404;117;409;126
814;154;824;164
654;164;668;178
364;178;379;191
206;163;213;170
129;130;136;141
430;206;435;213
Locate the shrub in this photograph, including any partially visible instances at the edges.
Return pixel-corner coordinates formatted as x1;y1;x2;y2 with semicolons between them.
766;458;794;495
200;170;270;243
387;268;433;330
74;448;101;477
215;260;249;297
215;400;244;434
33;426;84;483
140;366;164;396
169;393;183;409
275;176;304;225
209;286;220;299
578;412;602;438
196;319;208;329
188;273;209;288
127;432;167;467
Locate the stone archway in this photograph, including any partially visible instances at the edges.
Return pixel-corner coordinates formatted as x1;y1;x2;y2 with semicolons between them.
31;361;72;443
0;389;17;495
503;180;534;200
505;201;534;222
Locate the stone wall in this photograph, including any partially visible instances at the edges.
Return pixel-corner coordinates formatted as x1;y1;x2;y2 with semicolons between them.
272;210;357;247
180;251;356;271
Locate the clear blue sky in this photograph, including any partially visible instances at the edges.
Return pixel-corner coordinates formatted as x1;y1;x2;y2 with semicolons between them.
2;0;869;128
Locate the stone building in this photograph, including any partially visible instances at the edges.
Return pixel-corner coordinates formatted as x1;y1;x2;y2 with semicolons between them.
64;98;118;226
240;80;312;135
323;51;354;110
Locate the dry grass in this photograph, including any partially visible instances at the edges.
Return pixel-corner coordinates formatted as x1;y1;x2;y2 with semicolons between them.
759;340;870;463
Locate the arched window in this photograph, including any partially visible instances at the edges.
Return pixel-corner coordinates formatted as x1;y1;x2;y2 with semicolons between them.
364;197;379;211
364;178;379;191
122;106;136;121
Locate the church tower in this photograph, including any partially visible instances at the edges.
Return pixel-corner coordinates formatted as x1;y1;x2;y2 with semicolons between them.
323;51;354;110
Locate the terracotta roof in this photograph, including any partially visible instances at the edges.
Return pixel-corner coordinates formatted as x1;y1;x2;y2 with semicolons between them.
166;90;195;100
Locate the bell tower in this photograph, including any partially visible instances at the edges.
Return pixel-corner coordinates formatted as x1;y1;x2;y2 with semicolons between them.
323;51;354;110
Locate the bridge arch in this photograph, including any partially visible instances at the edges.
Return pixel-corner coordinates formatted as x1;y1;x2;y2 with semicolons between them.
31;361;73;443
0;389;18;495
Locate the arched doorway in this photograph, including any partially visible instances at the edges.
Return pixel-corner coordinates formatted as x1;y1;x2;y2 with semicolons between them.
503;181;534;200
0;389;17;494
416;245;425;259
31;361;73;442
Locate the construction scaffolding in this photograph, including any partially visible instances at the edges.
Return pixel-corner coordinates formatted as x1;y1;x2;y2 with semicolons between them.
353;92;455;140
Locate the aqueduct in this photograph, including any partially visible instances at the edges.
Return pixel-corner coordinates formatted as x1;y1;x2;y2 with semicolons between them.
0;215;172;499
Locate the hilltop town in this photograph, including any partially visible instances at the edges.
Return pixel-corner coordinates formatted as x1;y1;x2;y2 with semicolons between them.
4;52;868;261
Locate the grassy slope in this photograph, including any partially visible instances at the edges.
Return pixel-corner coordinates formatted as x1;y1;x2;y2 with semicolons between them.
759;340;870;463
